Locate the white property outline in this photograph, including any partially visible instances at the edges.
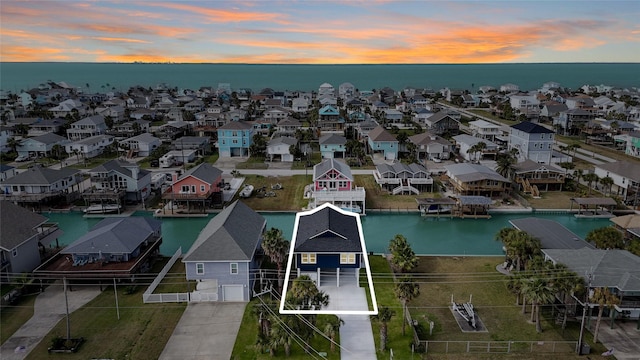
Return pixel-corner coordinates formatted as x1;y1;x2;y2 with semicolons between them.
279;203;379;315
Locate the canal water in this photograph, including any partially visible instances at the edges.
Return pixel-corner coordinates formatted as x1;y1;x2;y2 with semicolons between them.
44;211;612;257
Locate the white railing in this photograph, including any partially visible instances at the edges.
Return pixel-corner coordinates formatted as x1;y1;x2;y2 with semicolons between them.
142;247;182;303
144;292;190;303
312;187;366;202
190;292;219;302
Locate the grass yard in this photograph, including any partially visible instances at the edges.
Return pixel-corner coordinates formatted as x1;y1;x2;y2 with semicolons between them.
1;294;37;344
24;257;186;360
356;175;430;210
235;174;311;211
367;255;416;359
526;191;577;209
231;298;342;360
407;256;609;359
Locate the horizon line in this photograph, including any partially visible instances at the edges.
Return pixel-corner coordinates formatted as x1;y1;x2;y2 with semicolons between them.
1;61;639;66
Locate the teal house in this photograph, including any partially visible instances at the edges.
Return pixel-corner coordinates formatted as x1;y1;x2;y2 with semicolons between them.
367;125;398;161
319;133;347;159
216;121;254;157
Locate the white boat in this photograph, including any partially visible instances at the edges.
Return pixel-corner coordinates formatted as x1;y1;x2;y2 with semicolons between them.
423;204;452;214
339;203;362;213
239;185;254;198
83;204;122;214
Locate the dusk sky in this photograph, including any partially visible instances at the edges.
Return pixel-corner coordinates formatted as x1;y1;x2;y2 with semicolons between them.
1;1;638;64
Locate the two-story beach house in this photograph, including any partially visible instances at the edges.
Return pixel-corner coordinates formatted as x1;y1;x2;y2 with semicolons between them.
374;162;433;195
444;163;510;198
0;167;82;208
308;159;365;214
367;126;398;161
318;105;344;131
65;134;115;159
319;133;347;159
469;119;501;142
182;200;266;302
118;133;161;157
1;201;64;279
67;115;107;141
267;136;297;162
509;121;555;164
87;160;152;203
161;163;224;212
594;161;640;206
217;121;254;157
16;133;70;159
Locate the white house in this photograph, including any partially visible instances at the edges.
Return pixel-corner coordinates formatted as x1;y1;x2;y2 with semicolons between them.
594;161;640;204
267;137;297;162
469;119;501;142
67;115;107;141
118;133;161;157
318;83;335;97
453;134;500;162
87;160;152;202
65;134;114;159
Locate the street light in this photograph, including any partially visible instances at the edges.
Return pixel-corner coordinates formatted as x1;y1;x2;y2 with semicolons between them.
577;271;593;355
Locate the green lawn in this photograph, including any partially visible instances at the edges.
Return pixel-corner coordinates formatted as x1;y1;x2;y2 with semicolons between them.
25;258;187;360
1;294;37;344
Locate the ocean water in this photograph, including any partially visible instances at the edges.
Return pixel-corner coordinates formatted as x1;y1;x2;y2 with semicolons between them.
1;62;638;94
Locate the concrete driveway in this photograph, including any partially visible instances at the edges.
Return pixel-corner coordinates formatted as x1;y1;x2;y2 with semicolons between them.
0;282;101;360
159;302;247;360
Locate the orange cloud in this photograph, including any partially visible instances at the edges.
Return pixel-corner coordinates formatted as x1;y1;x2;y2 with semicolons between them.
1;45;69;62
151;3;290;24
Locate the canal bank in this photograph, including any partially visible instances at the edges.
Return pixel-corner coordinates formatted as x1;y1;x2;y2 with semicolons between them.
44;211;613;257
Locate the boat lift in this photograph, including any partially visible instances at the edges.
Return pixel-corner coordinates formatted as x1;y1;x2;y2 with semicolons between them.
452;294;477;329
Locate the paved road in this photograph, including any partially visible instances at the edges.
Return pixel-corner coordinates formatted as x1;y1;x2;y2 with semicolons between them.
0;282;101;360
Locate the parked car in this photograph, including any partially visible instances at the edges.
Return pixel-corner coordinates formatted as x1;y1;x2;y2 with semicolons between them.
15;154;31;162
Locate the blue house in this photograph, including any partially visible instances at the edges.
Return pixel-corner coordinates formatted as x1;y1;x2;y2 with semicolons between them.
182;200;266;302
318;105;344;131
291;203;365;287
367;125;398;161
216;121;254;157
319;133;347;159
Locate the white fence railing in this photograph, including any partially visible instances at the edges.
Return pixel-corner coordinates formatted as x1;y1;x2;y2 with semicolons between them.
142;247;182;304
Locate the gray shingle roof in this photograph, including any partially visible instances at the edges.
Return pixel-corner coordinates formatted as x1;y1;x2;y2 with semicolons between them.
178;163;222;185
596;161;640;181
219;121;252;130
368;126;397;142
61;217;161;255
293;204;363;253
514;159;562;173
0;201;48;250
2;166;79;185
268;137;297;147
31;132;67;145
445;163;508;183
183;200;265;262
89;160;149;180
313;159;353;181
319;133;347;145
542;249;640;291
376;162;428;176
510;217;593;250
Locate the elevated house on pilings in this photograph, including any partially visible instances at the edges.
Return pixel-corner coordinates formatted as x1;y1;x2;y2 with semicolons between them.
0;167;82;211
160;163;223;214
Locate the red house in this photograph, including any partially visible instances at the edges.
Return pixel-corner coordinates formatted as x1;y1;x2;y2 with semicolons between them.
161;163;223;212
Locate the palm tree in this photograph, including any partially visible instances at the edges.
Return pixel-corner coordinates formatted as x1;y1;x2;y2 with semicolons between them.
270;322;293;356
506;272;527;306
323;317;344;353
495;228;540;271
388;234;418;273
523;276;556;333
590;287;620;343
394;276;420;335
582;173;599;195
371;306;395;351
261;227;290;291
6;137;21;154
285;275;329;311
599;176;614;196
552;266;584;330
495;153;517;180
586;227;624;249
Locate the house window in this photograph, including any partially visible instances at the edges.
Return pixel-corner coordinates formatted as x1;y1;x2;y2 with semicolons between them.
196;263;204;275
232;139;238;144
12;248;18;257
200;185;205;192
191;185;196;193
340;253;356;264
181;185;190;193
301;253;316;264
230;263;238;274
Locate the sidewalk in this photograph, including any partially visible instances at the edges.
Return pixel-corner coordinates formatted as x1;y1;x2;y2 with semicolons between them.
0;282;101;360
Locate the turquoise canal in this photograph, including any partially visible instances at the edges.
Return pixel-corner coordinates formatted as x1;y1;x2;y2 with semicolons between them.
44;211;612;256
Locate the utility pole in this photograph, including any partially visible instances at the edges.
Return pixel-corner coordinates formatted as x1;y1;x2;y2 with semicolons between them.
577;271;593;355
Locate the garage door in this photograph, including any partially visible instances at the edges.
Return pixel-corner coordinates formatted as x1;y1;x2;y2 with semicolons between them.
222;285;244;301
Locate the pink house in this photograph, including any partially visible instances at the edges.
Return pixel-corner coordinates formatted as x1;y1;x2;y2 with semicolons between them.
310;159;366;213
162;163;223;211
313;158;353;191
